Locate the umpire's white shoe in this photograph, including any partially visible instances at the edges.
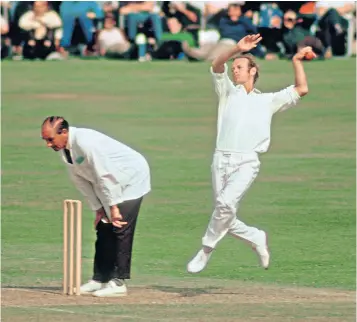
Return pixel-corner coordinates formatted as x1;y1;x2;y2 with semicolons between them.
80;280;106;294
253;230;270;269
92;279;127;297
187;249;212;273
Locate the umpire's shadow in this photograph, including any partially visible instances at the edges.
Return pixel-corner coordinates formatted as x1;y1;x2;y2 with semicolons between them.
149;285;220;297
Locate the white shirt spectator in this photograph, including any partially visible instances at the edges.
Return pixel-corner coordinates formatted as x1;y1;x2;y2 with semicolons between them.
316;1;355;9
63;127;151;214
99;1;119;10
1;14;9;34
1;14;7;26
174;1;205;12
19;10;62;40
211;64;300;153
206;1;245;10
98;28;127;50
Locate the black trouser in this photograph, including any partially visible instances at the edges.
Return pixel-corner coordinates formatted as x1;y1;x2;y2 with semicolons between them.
23;39;56;60
317;9;348;54
92;197;143;282
258;27;282;54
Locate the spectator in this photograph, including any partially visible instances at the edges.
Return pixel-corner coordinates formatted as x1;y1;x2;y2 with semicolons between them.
7;1;33;60
96;14;137;59
316;1;356;17
160;1;202;50
151;13;197;60
119;1;163;43
315;1;356;57
297;1;318;32
98;1;119;24
258;2;283;28
204;1;244;29
59;1;104;56
19;1;62;60
280;9;324;60
1;13;10;59
162;1;202;31
257;2;283;59
101;1;119;15
183;3;264;62
1;13;9;34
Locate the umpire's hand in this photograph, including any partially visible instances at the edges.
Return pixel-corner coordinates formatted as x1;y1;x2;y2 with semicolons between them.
94;207;108;229
110;205;128;228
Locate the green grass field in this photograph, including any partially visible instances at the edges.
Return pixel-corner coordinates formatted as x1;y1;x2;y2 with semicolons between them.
2;58;356;321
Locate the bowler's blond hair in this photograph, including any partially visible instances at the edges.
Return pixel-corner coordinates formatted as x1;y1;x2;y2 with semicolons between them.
232;54;260;84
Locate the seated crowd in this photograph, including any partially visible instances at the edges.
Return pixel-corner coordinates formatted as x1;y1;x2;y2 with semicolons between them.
1;1;356;62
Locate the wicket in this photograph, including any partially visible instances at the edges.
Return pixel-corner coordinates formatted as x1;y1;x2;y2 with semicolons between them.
63;199;82;296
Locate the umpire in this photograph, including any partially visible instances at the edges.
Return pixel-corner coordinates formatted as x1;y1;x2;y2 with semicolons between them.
41;116;151;297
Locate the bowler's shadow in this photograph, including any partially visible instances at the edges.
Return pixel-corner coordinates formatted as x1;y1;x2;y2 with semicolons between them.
149;285;220;297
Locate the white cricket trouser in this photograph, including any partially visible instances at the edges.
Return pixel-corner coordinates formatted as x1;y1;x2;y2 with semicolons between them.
202;150;262;249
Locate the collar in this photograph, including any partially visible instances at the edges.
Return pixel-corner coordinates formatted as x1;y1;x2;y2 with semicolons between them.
65;126;76;150
236;85;261;94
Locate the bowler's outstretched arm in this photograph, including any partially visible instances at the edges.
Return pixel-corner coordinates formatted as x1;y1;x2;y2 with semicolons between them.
211;34;262;73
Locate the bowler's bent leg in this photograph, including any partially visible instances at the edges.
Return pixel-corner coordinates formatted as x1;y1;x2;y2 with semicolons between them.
203;162;261;248
188;157;267;273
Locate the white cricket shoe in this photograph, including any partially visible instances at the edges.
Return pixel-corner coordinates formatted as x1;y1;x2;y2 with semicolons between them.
252;230;270;269
187;249;212;273
92;279;127;297
80;280;106;294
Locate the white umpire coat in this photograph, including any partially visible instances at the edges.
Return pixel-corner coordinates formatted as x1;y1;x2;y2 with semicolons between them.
60;126;151;214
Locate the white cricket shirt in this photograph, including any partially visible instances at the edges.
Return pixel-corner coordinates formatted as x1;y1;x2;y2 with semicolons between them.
211;63;301;153
98;28;127;50
61;127;151;212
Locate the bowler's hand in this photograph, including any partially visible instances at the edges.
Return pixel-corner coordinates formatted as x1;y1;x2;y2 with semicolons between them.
236;34;262;53
110;205;127;228
293;46;316;61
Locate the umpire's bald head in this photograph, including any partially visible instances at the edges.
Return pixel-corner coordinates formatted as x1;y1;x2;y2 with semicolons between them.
41;116;69;151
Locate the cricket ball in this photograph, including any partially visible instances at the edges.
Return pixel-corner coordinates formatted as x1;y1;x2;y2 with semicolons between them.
305;51;316;60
